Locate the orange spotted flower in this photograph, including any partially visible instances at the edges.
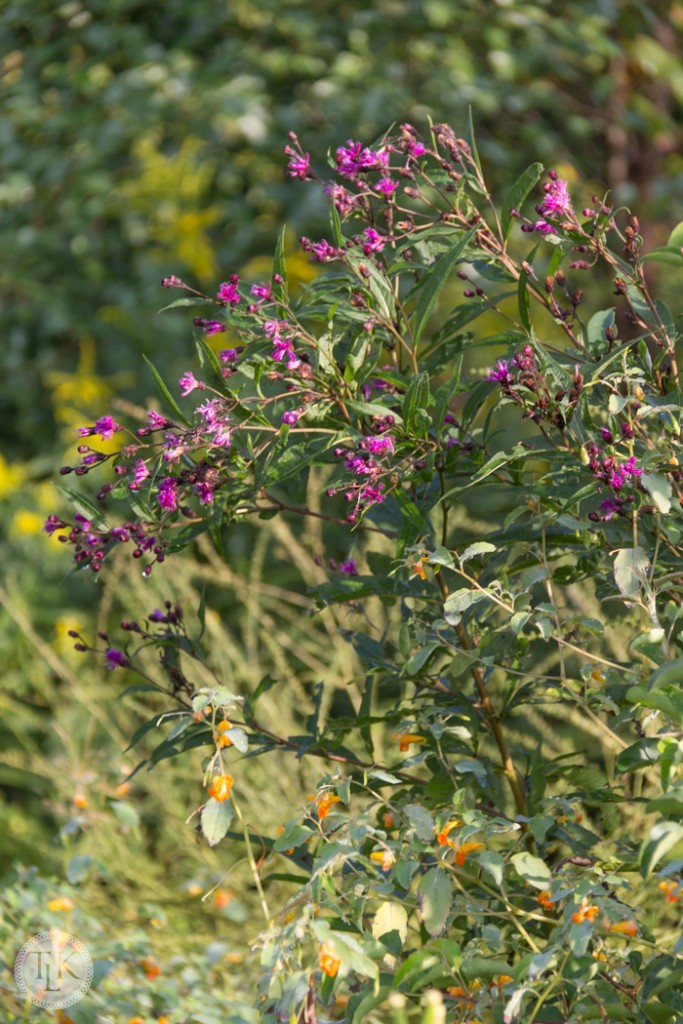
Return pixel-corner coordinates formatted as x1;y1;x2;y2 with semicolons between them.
536;890;554;912
316;793;342;820
436;819;462;848
208;773;234;802
318;941;342;978
572;900;599;924
47;897;74;912
381;811;395;829
369;848;395;872
213;720;233;748
139;956;161;980
608;919;638;936
409;555;429;580
659;880;680;903
392;732;427;752
454;841;485;867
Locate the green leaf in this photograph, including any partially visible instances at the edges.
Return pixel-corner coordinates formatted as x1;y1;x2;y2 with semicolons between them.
417;868;453;936
66;855;93;884
443;588;491;625
194;334;226;389
371;902;408;944
517;267;531;332
405;804;435;842
273;823;314;852
668;221;683;248
142;354;192;426
478;850;505;887
626;685;683;726
641;472;672;514
402;371;431;434
646;658;683;691
615;739;661;773
459;541;496;564
350;989;392;1024
157;296;214;312
643;246;683;267
647;785;683;818
201;797;234;847
225;727;249;753
441;444;527;502
586;307;616;347
56;486;109;529
510;852;551;890
613;546;650;598
501;162;543;240
110;800;140;829
640;821;683;877
412;230;476;345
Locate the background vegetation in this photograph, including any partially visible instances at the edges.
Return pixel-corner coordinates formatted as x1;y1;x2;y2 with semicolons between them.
1;2;683;1020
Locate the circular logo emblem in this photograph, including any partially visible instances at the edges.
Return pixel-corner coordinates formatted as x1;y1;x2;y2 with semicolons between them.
14;930;93;1009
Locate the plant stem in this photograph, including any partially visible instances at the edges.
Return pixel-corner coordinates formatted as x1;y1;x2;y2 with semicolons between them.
231;793;271;922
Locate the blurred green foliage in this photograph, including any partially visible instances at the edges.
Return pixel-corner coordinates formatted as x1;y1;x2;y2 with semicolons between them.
2;0;682;451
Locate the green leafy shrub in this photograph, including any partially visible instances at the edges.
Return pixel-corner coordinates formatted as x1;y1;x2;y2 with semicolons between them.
46;122;683;1023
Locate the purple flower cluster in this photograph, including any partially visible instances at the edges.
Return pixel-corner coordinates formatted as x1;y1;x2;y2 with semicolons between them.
217;275;241;306
335;140;389;179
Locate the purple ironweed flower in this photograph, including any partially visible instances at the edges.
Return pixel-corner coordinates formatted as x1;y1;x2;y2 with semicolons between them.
335;140;389;179
148;410;169;429
74;513;91;530
287;152;311;179
324;183;358;216
375;177;398;195
149;609;166;622
130;460;151;489
486;360;514;386
408;141;426;156
281;410;300;425
212;425;232;448
621;422;634;439
104;647;128;670
158;477;179;512
538;176;573;220
197;399;221;427
193;317;226;336
361;227;386;255
345;455;374;475
360;483;384;505
217;275;241;305
600;427;614;444
599;497;623;521
161;275;183;288
531;219;555;236
361;435;394;455
179;371;203;396
301;237;340;262
195;481;214;505
623;455;643;478
44;514;66;535
77;415;121;441
219;348;239;364
339;558;358;575
251;281;273;301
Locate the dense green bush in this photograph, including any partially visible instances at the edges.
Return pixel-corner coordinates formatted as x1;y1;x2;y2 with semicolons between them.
31;121;683;1023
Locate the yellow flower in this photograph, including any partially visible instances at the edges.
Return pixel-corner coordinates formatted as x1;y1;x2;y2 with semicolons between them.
316;793;342;820
11;510;45;536
590;668;605;684
207;773;234;802
392;732;427;752
213;720;233;747
435;819;462;847
454;841;485;867
369;849;395;872
318;941;341;978
608;919;638;936
47;897;74;912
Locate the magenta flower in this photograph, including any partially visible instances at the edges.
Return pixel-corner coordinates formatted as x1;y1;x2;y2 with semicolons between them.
360;483;384;505
361;435;394;455
324;183;358;216
538;176;573;220
287;152;311;179
335;140;389;179
158;477;179;512
43;514;66;535
250;282;273;301
213;426;232;448
339;558;358;575
301;238;340;262
195;481;214;505
78;415;121;441
361;227;386;255
130;460;151;489
375;178;398;195
217;276;241;306
486;360;514;386
179;372;203;396
104;647;128;670
281;410;300;425
219;349;238;364
148;410;169;429
408;141;426;156
193;317;226;336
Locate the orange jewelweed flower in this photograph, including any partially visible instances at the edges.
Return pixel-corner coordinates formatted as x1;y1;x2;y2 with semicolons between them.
72;793;88;809
592;950;607;962
128;1018;145;1024
392;732;427;752
436;819;462;847
572;900;599;924
157;1018;171;1024
369;849;395;872
590;668;605;684
214;889;232;909
537;890;554;912
213;720;233;748
47;897;74;912
56;1013;75;1024
207;773;234;802
490;974;514;988
318;942;341;978
316;793;342;819
608;919;638;936
658;880;680;903
114;781;131;799
381;811;395;829
454;841;485;867
139;956;161;980
409;555;429;580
